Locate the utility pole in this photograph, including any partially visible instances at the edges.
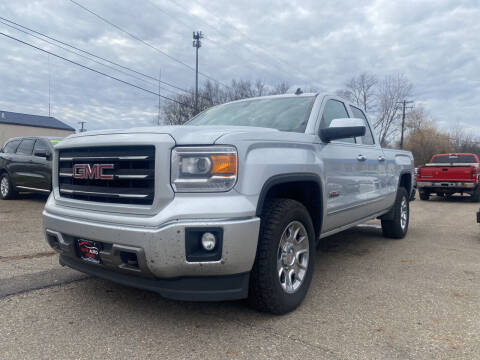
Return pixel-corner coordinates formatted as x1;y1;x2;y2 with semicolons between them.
192;31;203;114
78;121;87;133
157;69;161;125
48;54;51;117
397;100;414;149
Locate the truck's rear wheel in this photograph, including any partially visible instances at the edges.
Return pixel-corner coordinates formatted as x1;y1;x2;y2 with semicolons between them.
419;191;429;201
0;173;17;200
470;187;480;202
248;198;315;314
381;188;409;239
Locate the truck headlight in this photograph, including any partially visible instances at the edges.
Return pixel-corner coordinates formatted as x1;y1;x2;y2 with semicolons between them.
171;146;237;192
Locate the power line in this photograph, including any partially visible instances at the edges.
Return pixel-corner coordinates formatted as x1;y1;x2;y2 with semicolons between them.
69;0;230;89
0;31;192;108
0;19;185;98
165;0;302;80
0;20;155;89
145;0;282;80
0;16;192;95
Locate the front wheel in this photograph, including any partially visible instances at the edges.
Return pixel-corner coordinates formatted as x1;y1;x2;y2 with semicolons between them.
381;187;409;239
248;198;315;314
0;173;17;200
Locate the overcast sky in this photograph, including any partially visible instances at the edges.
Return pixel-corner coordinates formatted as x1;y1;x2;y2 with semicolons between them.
0;0;479;134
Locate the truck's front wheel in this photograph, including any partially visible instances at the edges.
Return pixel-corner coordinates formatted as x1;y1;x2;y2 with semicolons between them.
248;198;315;314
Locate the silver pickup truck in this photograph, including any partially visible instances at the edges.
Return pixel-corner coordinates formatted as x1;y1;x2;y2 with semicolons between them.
43;93;414;314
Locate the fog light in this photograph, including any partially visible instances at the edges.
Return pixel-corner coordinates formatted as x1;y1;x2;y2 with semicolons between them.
201;232;216;251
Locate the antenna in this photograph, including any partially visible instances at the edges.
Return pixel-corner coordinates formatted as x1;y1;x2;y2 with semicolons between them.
78;121;87;133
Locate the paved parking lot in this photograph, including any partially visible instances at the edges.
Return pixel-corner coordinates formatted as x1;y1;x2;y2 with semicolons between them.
1;194;479;359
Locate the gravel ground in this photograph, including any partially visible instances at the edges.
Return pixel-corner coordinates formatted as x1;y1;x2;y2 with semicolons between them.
1;194;479;359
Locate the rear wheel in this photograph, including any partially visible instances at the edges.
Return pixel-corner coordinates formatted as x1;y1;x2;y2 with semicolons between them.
471;187;480;202
248;198;315;314
0;173;17;200
419;191;429;201
381;188;409;239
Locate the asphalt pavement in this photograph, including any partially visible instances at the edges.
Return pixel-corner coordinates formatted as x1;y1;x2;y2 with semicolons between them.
1;194;479;359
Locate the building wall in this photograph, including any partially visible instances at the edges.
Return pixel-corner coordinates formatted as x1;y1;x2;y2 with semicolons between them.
0;123;75;146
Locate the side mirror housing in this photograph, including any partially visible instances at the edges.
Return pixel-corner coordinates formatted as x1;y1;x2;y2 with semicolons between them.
320;118;366;143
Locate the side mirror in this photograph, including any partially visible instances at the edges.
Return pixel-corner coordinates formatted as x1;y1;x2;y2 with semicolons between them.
320;118;366;143
34;150;51;160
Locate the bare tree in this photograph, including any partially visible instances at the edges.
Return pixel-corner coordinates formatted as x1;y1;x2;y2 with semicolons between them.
270;81;290;95
162;79;290;125
449;122;480;155
373;73;413;146
405;106;429;133
335;89;353;102
341;73;378;112
404;122;453;166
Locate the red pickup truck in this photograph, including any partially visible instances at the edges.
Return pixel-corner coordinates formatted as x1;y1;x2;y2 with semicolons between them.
417;153;480;202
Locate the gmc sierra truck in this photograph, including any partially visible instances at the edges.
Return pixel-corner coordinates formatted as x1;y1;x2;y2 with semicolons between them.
43;93;414;314
417;153;480;201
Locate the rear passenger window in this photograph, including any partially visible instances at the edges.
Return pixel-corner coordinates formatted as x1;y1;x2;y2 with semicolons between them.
350;106;375;145
321;100;355;143
3;140;21;153
16;139;35;155
34;139;49;153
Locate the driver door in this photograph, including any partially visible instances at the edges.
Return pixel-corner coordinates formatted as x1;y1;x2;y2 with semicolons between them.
315;97;363;232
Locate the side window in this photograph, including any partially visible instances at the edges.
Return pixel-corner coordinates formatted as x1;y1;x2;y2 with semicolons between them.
321;99;355;143
33;139;49;154
350;106;375;145
16;139;35;155
3;140;21;154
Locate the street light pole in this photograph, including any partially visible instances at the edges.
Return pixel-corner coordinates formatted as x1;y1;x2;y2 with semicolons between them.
192;31;203;114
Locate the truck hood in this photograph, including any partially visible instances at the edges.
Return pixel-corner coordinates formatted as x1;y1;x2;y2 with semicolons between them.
67;125;280;145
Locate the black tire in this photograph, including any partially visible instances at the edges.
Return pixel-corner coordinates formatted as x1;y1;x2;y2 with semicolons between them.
409;188;416;201
419;191;429;201
471;187;480;202
381;187;409;239
0;173;17;200
248;198;315;315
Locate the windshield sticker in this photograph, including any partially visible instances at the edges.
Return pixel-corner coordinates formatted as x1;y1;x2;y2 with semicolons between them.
50;139;61;144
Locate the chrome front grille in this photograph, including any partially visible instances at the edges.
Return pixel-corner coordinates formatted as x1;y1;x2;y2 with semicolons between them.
58;146;155;205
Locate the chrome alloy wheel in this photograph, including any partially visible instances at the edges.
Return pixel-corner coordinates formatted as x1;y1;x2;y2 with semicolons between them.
0;177;8;197
400;197;408;230
277;221;309;294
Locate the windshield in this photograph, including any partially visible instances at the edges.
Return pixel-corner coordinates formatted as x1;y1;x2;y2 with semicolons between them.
432;154;477;164
187;96;316;133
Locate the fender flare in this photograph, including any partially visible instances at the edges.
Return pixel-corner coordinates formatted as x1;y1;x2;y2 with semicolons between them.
255;172;323;216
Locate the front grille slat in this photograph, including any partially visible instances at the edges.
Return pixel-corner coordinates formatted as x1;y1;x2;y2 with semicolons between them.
58;146;155;205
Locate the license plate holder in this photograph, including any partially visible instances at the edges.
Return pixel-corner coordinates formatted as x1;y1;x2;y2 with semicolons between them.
77;239;101;264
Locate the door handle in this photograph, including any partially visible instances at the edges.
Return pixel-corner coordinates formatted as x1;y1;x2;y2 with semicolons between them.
357;154;367;161
378;156;385;162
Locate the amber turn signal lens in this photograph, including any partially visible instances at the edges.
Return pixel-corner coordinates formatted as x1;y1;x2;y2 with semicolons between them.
210;154;237;175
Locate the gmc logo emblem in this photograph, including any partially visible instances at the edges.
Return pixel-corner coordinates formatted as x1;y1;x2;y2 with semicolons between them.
72;164;114;180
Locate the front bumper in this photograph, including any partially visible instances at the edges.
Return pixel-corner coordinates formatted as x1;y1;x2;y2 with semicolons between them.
43;201;260;301
59;255;250;301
